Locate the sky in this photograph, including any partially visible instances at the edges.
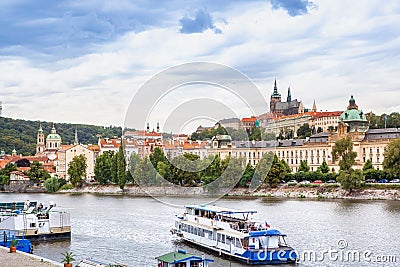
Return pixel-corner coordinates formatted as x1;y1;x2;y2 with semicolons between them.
0;0;399;133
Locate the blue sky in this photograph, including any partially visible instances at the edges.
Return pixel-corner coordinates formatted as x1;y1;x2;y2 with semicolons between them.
0;0;399;132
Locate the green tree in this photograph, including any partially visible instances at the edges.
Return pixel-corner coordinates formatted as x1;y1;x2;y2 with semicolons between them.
265;155;286;187
169;154;200;186
149;147;168;168
337;169;364;192
94;151;113;184
116;146;127;190
68;155;87;187
239;163;255;187
0;163;18;185
134;157;157;186
44;177;60;193
317;160;330;174
128;153;141;183
298;160;310;172
362;159;373;171
332;137;357;171
110;152;118;183
249;127;261;141
27;160;50;181
280;159;291;174
297;123;312;138
383;139;400;178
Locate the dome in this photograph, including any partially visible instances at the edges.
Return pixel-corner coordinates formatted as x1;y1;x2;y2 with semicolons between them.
339;109;367;122
47;133;61;140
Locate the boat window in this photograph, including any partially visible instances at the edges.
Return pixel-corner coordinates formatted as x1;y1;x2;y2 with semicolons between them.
236;238;242;248
226;236;231;245
222;234;225;243
217;233;222;242
208;232;213;240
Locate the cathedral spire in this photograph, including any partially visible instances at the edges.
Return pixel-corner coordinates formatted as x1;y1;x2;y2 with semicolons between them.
271;78;281;98
74;127;79;145
287;86;292;102
312;99;317;112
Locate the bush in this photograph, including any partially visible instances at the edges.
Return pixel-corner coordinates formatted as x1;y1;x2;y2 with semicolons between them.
59;184;74;191
45;177;60;193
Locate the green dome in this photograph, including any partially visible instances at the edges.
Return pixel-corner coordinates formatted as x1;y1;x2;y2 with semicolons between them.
339;109;367;122
47;133;61;140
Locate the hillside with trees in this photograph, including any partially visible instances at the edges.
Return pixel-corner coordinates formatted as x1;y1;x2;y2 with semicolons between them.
0;116;122;156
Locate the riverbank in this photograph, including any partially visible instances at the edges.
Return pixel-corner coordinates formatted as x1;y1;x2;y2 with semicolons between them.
59;184;400;200
0;246;62;267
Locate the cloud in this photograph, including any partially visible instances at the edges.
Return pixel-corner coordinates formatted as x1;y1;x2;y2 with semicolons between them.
179;10;222;34
269;0;317;16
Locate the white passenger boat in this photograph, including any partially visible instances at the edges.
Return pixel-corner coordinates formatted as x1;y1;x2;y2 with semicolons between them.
0;201;71;241
171;205;298;265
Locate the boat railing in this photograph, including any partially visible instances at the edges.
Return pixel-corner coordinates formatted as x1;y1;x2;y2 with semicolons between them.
1;229;26;240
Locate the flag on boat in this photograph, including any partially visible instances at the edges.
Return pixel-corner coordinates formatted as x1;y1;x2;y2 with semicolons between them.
265;221;270;228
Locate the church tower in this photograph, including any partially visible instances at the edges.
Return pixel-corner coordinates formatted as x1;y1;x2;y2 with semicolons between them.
36;124;45;155
270;79;281;113
287;86;292;102
46;123;62;151
312;100;317;112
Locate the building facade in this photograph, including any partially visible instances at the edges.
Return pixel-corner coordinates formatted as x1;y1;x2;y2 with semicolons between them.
57;144;95;180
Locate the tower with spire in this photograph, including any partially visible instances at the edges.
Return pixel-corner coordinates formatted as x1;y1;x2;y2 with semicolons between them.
269;79;300;116
270;78;282;113
74;128;79;145
312;100;317;112
36;124;45;155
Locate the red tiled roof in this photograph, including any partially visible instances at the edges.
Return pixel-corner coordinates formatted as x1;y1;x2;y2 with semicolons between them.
241;116;257;122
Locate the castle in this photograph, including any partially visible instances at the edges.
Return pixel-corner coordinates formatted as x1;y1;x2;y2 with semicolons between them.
270;79;316;116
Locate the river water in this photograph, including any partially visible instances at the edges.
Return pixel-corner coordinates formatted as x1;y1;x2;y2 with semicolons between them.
1;193;399;267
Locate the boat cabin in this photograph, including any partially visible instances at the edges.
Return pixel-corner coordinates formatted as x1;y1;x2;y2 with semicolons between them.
156;250;214;267
244;229;289;250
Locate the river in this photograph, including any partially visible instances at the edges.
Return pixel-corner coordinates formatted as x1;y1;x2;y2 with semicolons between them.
1;193;399;266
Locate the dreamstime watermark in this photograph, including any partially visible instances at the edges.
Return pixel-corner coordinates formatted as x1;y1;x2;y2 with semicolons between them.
123;62;277;206
252;239;398;264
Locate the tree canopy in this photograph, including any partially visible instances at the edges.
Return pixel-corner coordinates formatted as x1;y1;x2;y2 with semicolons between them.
68;155;87;187
332;137;357;171
383;139;400;178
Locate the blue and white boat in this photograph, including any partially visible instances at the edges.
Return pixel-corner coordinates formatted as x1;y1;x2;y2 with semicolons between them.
0;229;33;253
171;205;298;265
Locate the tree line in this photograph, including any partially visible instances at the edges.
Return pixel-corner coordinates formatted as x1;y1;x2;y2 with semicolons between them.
0;116;122;155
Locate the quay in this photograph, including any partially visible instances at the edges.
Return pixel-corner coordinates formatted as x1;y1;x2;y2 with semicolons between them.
0;246;62;267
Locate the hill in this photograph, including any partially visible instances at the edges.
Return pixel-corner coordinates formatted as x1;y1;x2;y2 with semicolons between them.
0;117;122;156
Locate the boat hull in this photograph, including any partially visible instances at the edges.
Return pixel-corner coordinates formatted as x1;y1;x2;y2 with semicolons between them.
181;237;297;265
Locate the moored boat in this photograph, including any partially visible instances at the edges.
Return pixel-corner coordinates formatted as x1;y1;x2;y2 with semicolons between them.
171;205;298;265
0;201;71;241
156;249;214;267
0;229;33;253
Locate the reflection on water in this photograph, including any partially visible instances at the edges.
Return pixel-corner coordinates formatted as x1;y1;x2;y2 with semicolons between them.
0;194;399;266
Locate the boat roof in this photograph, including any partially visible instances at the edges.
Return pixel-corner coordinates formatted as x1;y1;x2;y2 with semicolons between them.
186;205;257;215
156;251;214;263
248;229;286;237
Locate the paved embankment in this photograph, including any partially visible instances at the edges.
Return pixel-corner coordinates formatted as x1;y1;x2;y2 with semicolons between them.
0;246;62;267
60;184;400;201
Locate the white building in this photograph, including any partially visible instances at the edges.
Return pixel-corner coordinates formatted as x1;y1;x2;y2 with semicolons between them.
57;144;95;180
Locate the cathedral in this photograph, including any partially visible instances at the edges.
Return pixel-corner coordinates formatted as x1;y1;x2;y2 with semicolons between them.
36;124;62;158
269;79;314;116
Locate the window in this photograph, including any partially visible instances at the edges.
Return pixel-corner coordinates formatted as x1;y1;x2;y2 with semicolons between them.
377;148;380;154
377;157;380;163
